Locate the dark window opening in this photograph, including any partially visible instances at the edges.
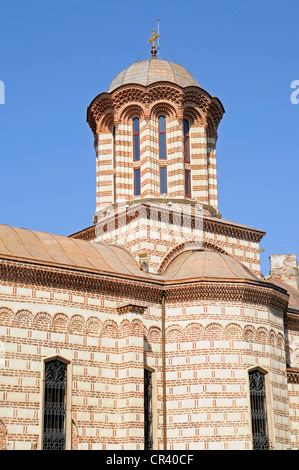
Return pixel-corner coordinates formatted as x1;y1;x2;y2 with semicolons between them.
43;359;67;450
185;169;191;197
144;369;153;450
249;369;270;450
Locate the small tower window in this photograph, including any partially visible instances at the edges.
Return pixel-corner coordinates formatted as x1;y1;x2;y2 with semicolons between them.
159;116;166;160
183;119;190;163
160;167;167;195
134;168;141;196
249;369;270;450
185;169;191;197
133;117;140;161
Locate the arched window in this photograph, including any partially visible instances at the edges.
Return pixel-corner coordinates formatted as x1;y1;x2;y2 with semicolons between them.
158;116;166;160
249;369;270;450
183;119;190;163
43;358;68;450
133;117;140;161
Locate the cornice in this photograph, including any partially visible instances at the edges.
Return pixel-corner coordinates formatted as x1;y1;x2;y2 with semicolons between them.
70;203;265;244
286;368;299;384
87;82;225;134
0;258;289;312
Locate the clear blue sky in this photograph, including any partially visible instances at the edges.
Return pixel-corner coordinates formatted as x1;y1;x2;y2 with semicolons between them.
0;0;298;276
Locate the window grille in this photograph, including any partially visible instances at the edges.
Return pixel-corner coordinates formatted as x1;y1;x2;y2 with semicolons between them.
249;369;270;450
144;369;153;450
43;359;67;450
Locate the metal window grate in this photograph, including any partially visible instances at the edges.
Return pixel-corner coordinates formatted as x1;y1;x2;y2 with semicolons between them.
144;369;153;450
43;359;67;450
249;369;270;450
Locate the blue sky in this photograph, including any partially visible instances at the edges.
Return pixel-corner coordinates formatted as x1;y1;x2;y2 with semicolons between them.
0;0;298;276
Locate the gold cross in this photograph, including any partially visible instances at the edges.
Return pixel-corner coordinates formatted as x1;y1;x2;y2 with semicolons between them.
148;29;160;48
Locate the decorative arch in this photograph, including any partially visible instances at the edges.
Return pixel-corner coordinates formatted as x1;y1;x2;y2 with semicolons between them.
150;101;177;120
147;326;162;342
131;318;145;337
52;313;69;332
185;323;204;340
205;323;223;339
183;105;202;126
118;103;145;123
166;324;185;342
86;317;102;336
69;315;85;334
34;312;52;330
102;319;118;338
224;323;242;340
119;319;131;337
14;309;34;326
157;240;229;274
0;307;14;323
256;327;268;344
96;109;115;133
244;325;256;342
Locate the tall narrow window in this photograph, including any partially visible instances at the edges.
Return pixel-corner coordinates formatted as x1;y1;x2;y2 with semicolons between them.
112;126;116;168
185;169;191;197
133;117;140;161
144;369;153;450
159;116;166;160
160;167;167;195
43;359;67;450
113;126;116;202
249;369;270;450
183;119;190;163
134;168;141;196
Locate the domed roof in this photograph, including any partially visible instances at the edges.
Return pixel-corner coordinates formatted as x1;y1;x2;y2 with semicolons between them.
108;58;200;92
162;249;260;281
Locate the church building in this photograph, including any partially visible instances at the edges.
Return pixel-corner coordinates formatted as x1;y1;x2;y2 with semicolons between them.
0;32;298;451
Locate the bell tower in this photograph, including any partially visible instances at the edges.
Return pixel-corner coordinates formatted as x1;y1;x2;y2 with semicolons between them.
86;40;225;272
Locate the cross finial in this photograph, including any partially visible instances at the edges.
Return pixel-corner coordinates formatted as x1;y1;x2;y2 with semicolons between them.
148;28;160;58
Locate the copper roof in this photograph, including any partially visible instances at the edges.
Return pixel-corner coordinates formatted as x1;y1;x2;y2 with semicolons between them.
108;59;199;92
0;225;263;284
268;278;299;311
161;249;260;282
0;225;153;279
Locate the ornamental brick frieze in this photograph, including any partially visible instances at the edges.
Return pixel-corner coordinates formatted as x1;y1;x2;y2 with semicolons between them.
87;82;224;135
0;260;162;303
165;321;285;348
0;306;286;350
164;280;289;311
285;311;299;331
286;368;299;384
